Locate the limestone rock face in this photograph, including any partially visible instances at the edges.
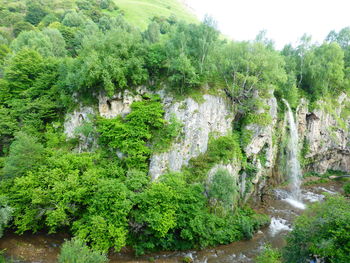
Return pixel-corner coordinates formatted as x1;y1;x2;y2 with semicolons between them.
64;106;95;138
98;87;148;118
149;94;234;180
244;96;278;169
297;93;350;173
242;95;279;201
63;106;96;152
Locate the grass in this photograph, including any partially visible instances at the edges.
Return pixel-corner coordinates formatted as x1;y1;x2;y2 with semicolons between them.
113;0;198;29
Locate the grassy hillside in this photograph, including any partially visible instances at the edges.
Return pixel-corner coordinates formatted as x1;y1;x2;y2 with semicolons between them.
114;0;198;29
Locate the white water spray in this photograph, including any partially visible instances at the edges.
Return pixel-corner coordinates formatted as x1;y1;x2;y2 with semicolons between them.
282;99;305;209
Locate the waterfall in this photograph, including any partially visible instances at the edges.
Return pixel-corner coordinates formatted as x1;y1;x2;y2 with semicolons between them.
282;99;305;209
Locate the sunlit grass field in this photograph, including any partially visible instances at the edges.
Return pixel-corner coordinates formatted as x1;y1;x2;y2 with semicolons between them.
114;0;198;29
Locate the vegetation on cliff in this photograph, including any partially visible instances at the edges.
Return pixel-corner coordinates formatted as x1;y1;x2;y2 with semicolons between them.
1;0;350;258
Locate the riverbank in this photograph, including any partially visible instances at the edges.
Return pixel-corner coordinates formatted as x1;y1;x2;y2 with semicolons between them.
0;181;344;263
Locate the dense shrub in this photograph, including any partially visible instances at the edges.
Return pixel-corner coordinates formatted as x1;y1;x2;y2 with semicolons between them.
2;132;45;177
343;182;350;195
283;195;350;263
186;133;243;182
58;238;108;263
97;97;179;171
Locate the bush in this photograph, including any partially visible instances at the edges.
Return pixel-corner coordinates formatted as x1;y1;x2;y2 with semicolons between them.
208;169;237;210
344;182;350;196
186;133;243;182
58;238;108;263
256;245;281;263
97;98;166;171
3;132;45;177
283;195;350;263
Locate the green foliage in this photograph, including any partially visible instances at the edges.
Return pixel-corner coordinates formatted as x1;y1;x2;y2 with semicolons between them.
124;169;150;192
151;115;182;153
304;43;345;98
73;179;132;252
256;245;282;263
283;195;350;263
3;132;45;177
97;98;166;171
0;196;13;238
165;19;219;94
130;172;268;255
215;40;287;109
2;48;44;95
62;11;87;28
4;1;350;257
208;169;237;210
11;30;63;57
0;48;63;152
244;112;272;127
343;182;350;196
6;151;115;233
25;1;48;26
186;133;243;182
58;238;108;263
133;182;178;237
63;28;148;97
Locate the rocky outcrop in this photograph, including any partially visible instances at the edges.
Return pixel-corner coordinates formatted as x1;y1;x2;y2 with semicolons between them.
149;94;235;180
63;106;96;152
297;93;350;173
64;106;95;138
98;87;148;118
242;94;279;200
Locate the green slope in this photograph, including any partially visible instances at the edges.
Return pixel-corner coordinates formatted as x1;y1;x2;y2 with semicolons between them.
114;0;198;29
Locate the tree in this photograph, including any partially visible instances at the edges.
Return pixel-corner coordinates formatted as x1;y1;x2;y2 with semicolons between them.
303;43;344;97
208;169;237;211
144;22;160;43
215;41;286;108
62;11;87;28
73;179;132;252
62;28;148;96
25;1;48;26
4;49;43;95
3;132;45;177
164;19;219;93
167;52;199;94
11;30;66;57
42;28;67;57
284;195;350;263
13;21;35;37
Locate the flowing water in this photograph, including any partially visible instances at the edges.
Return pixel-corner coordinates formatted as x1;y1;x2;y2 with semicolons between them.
282;99;305;210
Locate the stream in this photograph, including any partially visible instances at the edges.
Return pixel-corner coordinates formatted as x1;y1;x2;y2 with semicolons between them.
0;181;343;263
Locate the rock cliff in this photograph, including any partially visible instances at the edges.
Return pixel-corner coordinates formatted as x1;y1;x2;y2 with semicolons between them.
149;94;235;180
297;93;350;174
63;89;350;203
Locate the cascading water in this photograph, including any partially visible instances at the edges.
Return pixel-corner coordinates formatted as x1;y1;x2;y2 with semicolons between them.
282;99;305;209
